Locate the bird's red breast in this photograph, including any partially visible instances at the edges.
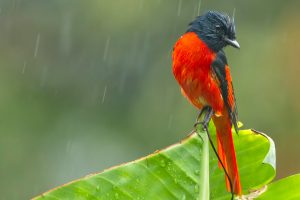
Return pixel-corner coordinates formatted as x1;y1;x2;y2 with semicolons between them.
172;32;224;115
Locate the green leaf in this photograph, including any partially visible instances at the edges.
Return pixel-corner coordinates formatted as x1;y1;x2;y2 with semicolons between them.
256;174;300;200
208;126;276;199
33;123;275;200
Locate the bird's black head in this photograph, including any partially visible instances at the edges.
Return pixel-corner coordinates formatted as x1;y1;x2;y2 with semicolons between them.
187;11;239;52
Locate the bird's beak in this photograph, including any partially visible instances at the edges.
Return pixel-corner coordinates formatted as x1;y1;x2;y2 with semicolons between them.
224;37;240;49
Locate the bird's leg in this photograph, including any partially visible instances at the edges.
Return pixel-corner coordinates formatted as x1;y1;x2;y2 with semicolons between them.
194;106;213;129
194;106;235;200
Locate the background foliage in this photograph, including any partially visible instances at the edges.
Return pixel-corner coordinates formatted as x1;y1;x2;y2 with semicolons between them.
0;0;299;199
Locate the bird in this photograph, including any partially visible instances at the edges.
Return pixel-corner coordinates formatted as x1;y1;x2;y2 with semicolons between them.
172;11;242;195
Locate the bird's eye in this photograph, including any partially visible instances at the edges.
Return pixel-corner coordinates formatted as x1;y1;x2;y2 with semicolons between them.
215;25;221;31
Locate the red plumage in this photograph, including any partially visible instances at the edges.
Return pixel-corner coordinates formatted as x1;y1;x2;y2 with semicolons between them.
172;31;242;195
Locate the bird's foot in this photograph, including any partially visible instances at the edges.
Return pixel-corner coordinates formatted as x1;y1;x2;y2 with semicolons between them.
194;106;213;130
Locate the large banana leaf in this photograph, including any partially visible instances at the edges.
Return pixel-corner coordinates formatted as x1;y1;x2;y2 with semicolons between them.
33;123;275;200
257;174;300;200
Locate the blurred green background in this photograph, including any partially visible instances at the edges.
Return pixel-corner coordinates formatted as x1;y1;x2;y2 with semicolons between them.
0;0;299;199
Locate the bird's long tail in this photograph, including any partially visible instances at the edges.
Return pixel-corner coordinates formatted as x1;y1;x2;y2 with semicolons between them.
212;114;242;195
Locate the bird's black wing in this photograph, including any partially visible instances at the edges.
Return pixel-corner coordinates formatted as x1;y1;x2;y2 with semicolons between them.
211;50;239;133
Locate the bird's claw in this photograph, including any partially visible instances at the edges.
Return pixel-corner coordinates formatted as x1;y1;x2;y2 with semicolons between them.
194;121;208;131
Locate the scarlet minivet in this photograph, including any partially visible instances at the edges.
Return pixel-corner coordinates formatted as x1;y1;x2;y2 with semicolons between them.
172;11;242;195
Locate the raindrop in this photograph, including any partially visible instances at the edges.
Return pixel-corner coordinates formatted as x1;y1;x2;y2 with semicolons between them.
197;0;202;16
96;185;100;191
181;194;186;200
103;36;111;61
138;0;144;10
194;185;199;193
160;160;166;167
22;61;27;74
101;85;107;104
232;8;236;20
174;178;178;184
177;0;182;16
34;33;40;58
194;170;200;175
193;6;197;18
60;12;72;55
66;140;73;153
